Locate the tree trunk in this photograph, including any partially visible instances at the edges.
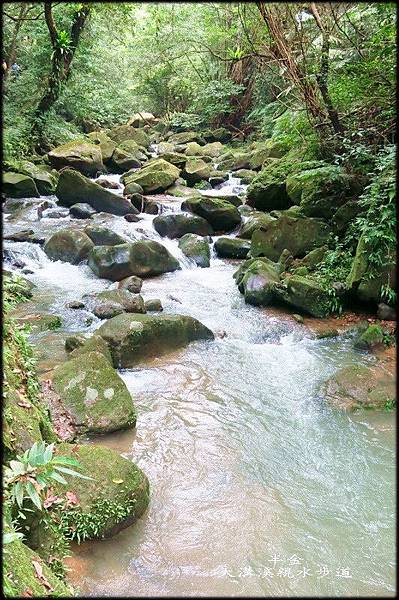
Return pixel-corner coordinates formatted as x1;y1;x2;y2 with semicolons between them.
32;2;90;145
4;3;30;86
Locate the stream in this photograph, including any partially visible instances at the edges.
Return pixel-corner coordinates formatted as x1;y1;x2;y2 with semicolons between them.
3;168;396;597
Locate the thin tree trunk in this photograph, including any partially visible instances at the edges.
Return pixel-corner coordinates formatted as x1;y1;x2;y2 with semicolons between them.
4;3;30;85
32;2;90;143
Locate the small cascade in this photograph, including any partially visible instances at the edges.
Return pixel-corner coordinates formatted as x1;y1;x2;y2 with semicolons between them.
199;172;248;198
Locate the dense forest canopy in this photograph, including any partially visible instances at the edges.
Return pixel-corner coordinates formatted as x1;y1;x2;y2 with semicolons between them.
3;2;396;153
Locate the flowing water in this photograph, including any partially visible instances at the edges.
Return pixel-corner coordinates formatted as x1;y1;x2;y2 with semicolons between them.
3;171;395;597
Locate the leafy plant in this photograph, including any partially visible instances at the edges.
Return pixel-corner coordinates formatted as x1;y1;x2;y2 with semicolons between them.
4;442;92;511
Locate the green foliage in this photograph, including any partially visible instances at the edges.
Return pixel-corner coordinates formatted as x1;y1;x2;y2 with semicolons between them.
59;497;137;543
380;284;397;306
4;442;91;512
355;145;396;274
192;79;245;127
383;399;395;412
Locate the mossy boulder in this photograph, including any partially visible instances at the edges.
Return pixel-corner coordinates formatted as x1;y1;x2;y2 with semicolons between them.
299;245;328;270
14;312;62;333
346;233;396;305
69;334;113;365
200;192;242;207
44;230;94;264
87;131;117;163
157;141;176;154
88;240;180;281
286;165;353;219
123;159;180;194
70;202;97;219
168;131;205;145
276;275;332;317
321;364;395;411
145;298;163;312
214;237;250;259
181;196;241;232
3;172;40;198
354;324;384;350
118;275;143;294
106;124;150;148
203;127;232;143
3;389;51;458
331;200;362;234
235;169;258;183
52;351;136;433
153;213;213;238
238;211;276;240
167;182;202;198
182;158;211;184
158;151;187;168
246;161;291;211
84;225;127;246
56;168;138;216
48;139;104;176
235;257;281;306
127;112;157;127
85;289;146;318
53;442;150;538
97;313;214;368
17;161;58;195
251;214;331;261
178;233;210;267
3;537;72;597
111;140;147;171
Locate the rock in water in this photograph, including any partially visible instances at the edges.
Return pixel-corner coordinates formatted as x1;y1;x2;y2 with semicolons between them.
51;442;150;538
44;230;94;264
52;351;136;433
122;158;180;194
88;240;180;281
56;168;138;216
84;225;127;246
144;299;163;312
153;213;213;238
214;237;250;259
3;172;40;198
48;139;104;175
178;233;210;267
97;313;214;367
70;203;97;219
118;275;143;294
181;197;241;232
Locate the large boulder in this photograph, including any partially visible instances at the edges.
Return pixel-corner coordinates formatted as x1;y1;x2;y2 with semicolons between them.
56;168;138;216
203;127;232;143
246;161;291;211
87;131;117;163
167;182;202;198
84;225;127;246
214;237;250;259
182;158;211;184
106;124;150;148
52;351;136;434
346;233;396;305
127;112;157;127
235;169;257;183
178;233;210;267
111;140;147;171
234;257;281;306
44;230;94;264
168;131;205;145
3;536;72;597
200;192;242;207
251;214;331;261
97;313;214;367
321;364;395;411
48;139;104;175
88;240;180;281
3;172;39;198
286;165;354;219
159;152;187;168
153;213;213;238
275;275;332;317
181;197;241;232
123;159;180;194
17;161;58;195
238;212;276;239
249;140;289;170
52;442;150;538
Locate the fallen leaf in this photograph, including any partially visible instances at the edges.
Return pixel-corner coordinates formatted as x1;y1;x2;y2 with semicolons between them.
112;479;124;484
65;491;79;506
18;401;32;408
21;589;33;597
32;560;43;580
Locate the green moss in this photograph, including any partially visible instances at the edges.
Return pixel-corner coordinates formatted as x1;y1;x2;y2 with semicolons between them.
53;443;150;541
52;351;136;434
354;324;384;350
3;537;73;597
